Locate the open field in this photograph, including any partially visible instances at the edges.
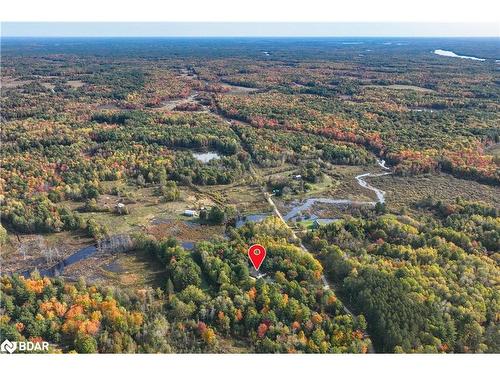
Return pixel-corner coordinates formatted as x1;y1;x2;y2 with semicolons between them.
62;183;219;234
363;84;436;92
371;173;500;209
67;80;85;88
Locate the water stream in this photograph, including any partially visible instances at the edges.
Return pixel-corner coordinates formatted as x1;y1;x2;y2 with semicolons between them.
283;159;391;221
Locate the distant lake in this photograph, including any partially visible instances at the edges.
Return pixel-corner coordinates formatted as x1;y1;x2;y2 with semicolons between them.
433;49;485;61
192;151;221;163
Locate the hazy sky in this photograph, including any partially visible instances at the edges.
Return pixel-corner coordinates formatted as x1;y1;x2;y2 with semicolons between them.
2;22;499;37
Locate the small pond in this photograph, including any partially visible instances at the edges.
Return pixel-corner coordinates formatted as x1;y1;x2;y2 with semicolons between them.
181;241;195;250
192;151;221;163
235;214;270;228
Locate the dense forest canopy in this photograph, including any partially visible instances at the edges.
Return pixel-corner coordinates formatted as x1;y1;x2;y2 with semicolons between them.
0;37;498;353
1;218;370;353
304;198;500;352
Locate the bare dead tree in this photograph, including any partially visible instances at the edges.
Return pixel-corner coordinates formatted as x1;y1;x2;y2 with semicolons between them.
41;246;62;265
33;236;47;252
18;236;47;260
102;234;133;254
18;242;28;261
95;234;133;255
115;234;133;252
96;238;103;253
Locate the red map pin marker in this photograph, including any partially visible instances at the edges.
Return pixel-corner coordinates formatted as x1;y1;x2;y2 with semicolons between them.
248;244;266;271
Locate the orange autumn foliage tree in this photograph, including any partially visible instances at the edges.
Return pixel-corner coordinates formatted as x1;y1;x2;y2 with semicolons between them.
0;275;144;353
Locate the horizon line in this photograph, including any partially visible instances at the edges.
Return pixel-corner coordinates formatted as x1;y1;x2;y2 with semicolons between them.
2;36;500;39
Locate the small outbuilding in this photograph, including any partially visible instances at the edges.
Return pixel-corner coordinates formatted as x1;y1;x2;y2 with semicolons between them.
183;209;198;217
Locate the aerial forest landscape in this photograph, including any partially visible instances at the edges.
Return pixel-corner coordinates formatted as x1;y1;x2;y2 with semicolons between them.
0;36;499;354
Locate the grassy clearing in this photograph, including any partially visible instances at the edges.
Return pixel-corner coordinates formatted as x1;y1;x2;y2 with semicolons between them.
146;220;225;242
295;219;315;229
62;183;218;236
324;165;378;201
302;173;338;197
371;173;500;210
222;184;271;214
363;84;436;93
195;169;272;215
